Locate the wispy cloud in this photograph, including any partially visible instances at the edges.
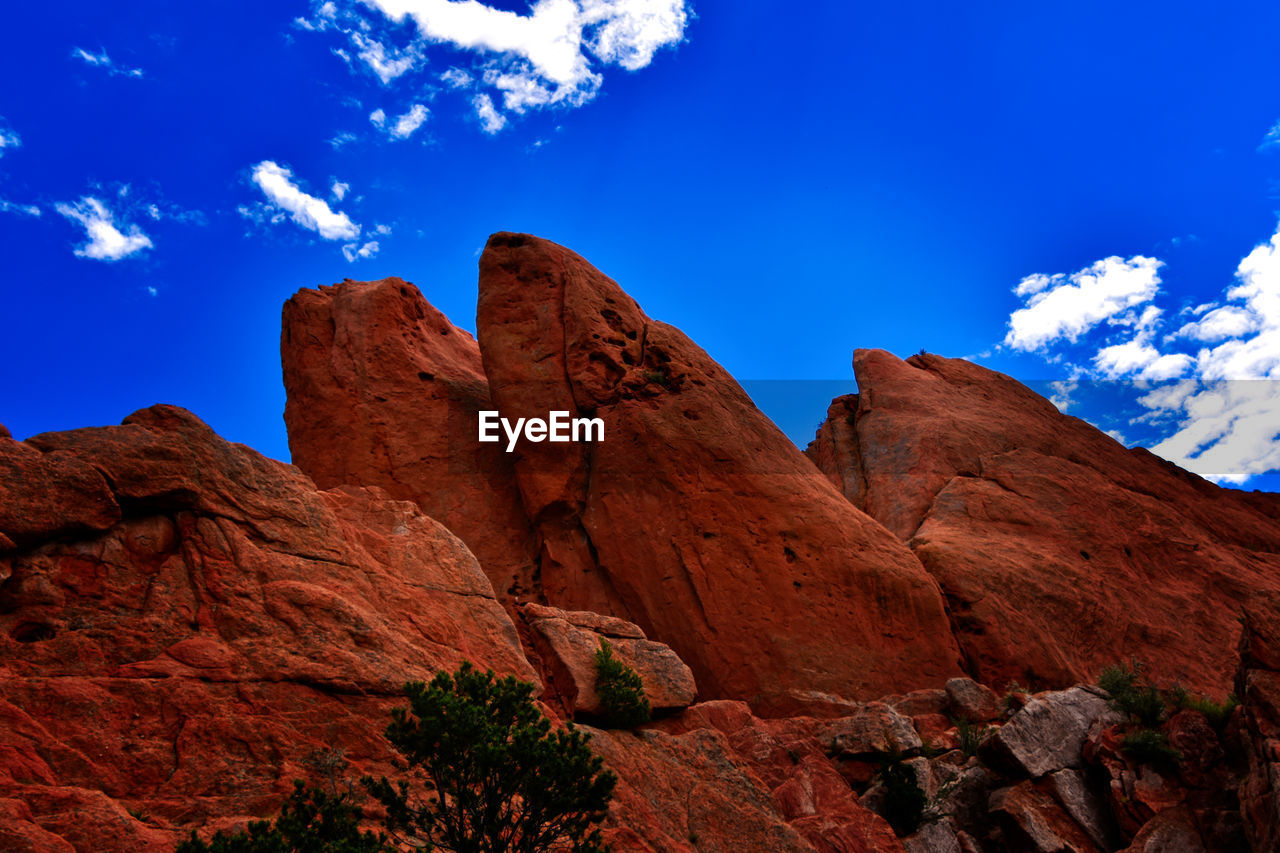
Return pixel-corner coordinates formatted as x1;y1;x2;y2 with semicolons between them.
473;93;507;134
1260;120;1280;152
55;197;153;261
0;119;20;157
0;198;41;217
371;103;429;139
342;240;380;262
71;47;144;78
249;161;360;241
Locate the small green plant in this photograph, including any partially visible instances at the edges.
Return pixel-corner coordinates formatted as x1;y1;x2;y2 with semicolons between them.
176;781;389;853
876;760;927;836
953;718;992;758
1177;692;1239;733
1121;729;1182;772
641;369;671;390
1098;660;1166;727
594;639;651;728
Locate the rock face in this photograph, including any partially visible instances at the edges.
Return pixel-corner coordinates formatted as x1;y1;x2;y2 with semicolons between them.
0;405;535;849
807;349;1280;695
1238;590;1280;853
281;277;539;601
282;236;965;715
473;233;963;713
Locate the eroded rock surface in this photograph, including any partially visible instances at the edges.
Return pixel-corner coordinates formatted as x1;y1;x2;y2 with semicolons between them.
807;349;1280;695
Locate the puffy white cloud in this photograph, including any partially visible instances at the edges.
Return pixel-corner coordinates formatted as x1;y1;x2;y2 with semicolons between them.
331;180;350;201
1004;256;1163;351
473;93;507;133
71;47;143;78
250;161;360;240
371;104;429;138
358;0;689;127
1093;340;1192;380
1143;381;1280;484
55;197;153;261
342;240;380;261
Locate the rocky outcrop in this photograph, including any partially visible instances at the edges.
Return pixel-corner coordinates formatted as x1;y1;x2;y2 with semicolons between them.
281;276;539;601
807;349;1280;695
1237;590;1280;853
519;602;697;717
473;233;963;714
0;405;535;849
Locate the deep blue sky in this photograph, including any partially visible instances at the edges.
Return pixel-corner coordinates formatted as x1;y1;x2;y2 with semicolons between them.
3;1;1279;489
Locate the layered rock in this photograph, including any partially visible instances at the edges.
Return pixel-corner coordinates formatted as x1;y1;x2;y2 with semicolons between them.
474;233;963;713
0;405;535;849
808;349;1280;695
281;277;539;600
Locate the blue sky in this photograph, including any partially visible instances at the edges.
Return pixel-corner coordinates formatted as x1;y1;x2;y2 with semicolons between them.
3;1;1280;490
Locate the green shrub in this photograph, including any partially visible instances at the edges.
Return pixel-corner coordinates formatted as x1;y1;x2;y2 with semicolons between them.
953;718;992;758
594;639;651;729
365;662;616;853
1177;692;1239;733
877;761;927;836
1098;660;1166;727
1121;729;1182;772
176;781;388;853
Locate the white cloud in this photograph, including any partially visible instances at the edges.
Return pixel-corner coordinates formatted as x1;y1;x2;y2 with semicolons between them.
0;123;20;157
358;0;689;128
1143;381;1280;484
350;32;422;83
1004;256;1164;351
250;161;360;240
473;93;507;133
342;240;380;262
71;47;144;78
55;197;153;261
331;180;350;201
440;66;474;88
0;198;40;217
329;131;359;149
373;103;429;138
373;222;392;235
1048;379;1077;412
1260;120;1280;152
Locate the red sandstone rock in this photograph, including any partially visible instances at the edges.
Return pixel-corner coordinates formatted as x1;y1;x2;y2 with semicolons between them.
0;432;119;550
807;350;1280;695
281;277;539;600
519;603;697;716
1;406;535;850
476;233;962;714
1237;590;1280;852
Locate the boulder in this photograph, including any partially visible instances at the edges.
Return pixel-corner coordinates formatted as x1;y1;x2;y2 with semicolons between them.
989;687;1120;778
946;677;1000;723
476;233;963;714
807;350;1280;695
520;603;697;716
988;781;1103;852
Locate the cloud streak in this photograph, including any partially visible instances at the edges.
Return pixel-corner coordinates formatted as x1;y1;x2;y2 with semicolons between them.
71;47;144;78
250;161;360;241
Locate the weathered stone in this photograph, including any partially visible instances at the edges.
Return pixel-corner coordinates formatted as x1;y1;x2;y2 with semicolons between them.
1119;806;1206;853
816;702;923;757
946;677;1000;723
476;233;964;714
990;687;1120;778
1045;769;1119;850
808;350;1280;696
521;604;696;715
989;781;1102;852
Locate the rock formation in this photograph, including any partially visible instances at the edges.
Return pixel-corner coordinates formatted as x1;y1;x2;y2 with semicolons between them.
808;349;1280;696
284;234;965;716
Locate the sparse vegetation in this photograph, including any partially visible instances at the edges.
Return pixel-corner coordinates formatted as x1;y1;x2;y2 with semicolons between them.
876;760;927;836
953;717;992;758
364;662;616;853
1121;729;1183;772
641;369;671;390
1098;660;1166;727
1176;690;1239;733
594;639;651;729
176;781;389;853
